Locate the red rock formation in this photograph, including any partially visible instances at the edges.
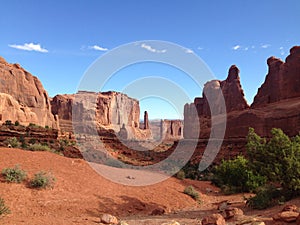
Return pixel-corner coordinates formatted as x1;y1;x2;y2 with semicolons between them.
252;46;300;107
184;46;300;141
51;91;150;140
161;119;183;140
143;111;149;129
0;56;57;128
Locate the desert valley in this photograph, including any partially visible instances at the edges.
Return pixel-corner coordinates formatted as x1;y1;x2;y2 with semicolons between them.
0;44;300;225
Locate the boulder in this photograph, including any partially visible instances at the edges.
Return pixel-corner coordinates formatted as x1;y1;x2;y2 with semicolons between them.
201;213;226;225
100;213;118;224
224;207;244;219
273;211;299;223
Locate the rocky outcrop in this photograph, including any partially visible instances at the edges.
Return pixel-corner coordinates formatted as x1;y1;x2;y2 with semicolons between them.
0;56;57;128
51;91;150;140
252;46;300;107
161;119;183;140
184;46;300;140
143;111;149;129
184;65;249;139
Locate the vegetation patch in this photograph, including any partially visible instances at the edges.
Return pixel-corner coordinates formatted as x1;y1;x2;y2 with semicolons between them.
1;165;27;183
184;185;200;201
0;197;10;217
29;171;55;189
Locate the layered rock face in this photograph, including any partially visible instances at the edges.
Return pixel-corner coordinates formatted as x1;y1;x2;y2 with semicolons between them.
252;46;300;107
161;119;183;140
184;46;300;139
0;57;57;128
51;91;148;139
184;65;249;139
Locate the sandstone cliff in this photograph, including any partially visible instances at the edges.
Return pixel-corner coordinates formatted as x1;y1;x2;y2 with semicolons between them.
0;57;57;128
252;46;300;107
51;91;150;140
184;46;300;140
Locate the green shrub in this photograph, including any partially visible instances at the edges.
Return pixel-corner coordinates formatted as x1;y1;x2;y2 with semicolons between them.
30;171;55;189
176;170;185;180
246;185;282;209
184;185;200;201
14;121;20;126
6;137;21;148
1;165;27;183
4;120;12;126
212;155;266;193
0;197;10;216
247;128;300;195
28;143;51;151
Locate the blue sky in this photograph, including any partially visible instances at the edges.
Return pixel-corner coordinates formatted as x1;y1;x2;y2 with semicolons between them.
1;0;300;119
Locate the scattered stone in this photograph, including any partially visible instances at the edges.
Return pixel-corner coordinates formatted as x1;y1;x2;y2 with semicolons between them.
161;221;180;225
273;211;299;223
118;221;129;225
224;207;244;219
100;213;119;224
151;207;166;215
296;213;300;225
217;200;229;212
282;204;298;212
201;213;226;225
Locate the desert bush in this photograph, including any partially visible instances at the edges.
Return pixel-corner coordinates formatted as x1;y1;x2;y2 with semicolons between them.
0;197;10;217
5;137;21;148
247;128;300;195
28;143;51;151
246;185;282;209
1;165;27;183
14;120;20;126
4;120;12;126
184;185;200;201
212;155;266;193
30;171;55;189
176;170;185;180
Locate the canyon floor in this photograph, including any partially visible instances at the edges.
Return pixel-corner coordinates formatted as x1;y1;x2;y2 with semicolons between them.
0;147;299;225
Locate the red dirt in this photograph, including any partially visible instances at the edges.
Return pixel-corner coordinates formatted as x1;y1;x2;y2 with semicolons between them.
0;147;299;225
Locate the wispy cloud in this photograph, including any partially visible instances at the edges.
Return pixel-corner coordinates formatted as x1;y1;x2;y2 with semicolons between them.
279;47;285;55
185;48;194;54
141;43;166;53
261;44;271;49
89;45;108;51
197;47;204;50
232;45;241;50
8;43;48;53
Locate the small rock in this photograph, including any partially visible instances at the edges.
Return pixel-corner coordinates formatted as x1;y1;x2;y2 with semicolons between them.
224;207;244;219
296;213;300;225
100;213;118;224
274;211;299;223
161;221;180;225
118;221;129;225
282;204;298;212
218;200;229;212
151;207;166;215
251;222;265;225
202;213;226;225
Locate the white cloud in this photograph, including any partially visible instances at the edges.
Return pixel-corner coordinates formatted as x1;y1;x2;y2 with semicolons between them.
141;43;166;53
89;45;108;51
279;47;285;55
197;47;204;50
244;47;249;51
9;43;48;53
232;45;241;50
185;48;194;54
261;44;271;49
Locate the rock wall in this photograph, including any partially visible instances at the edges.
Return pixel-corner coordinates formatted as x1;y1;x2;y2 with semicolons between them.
161;119;183;140
184;46;300;140
252;46;300;107
51;91;150;140
0;57;58;128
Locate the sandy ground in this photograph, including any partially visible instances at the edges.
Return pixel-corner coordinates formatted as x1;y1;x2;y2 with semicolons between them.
0;147;299;225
